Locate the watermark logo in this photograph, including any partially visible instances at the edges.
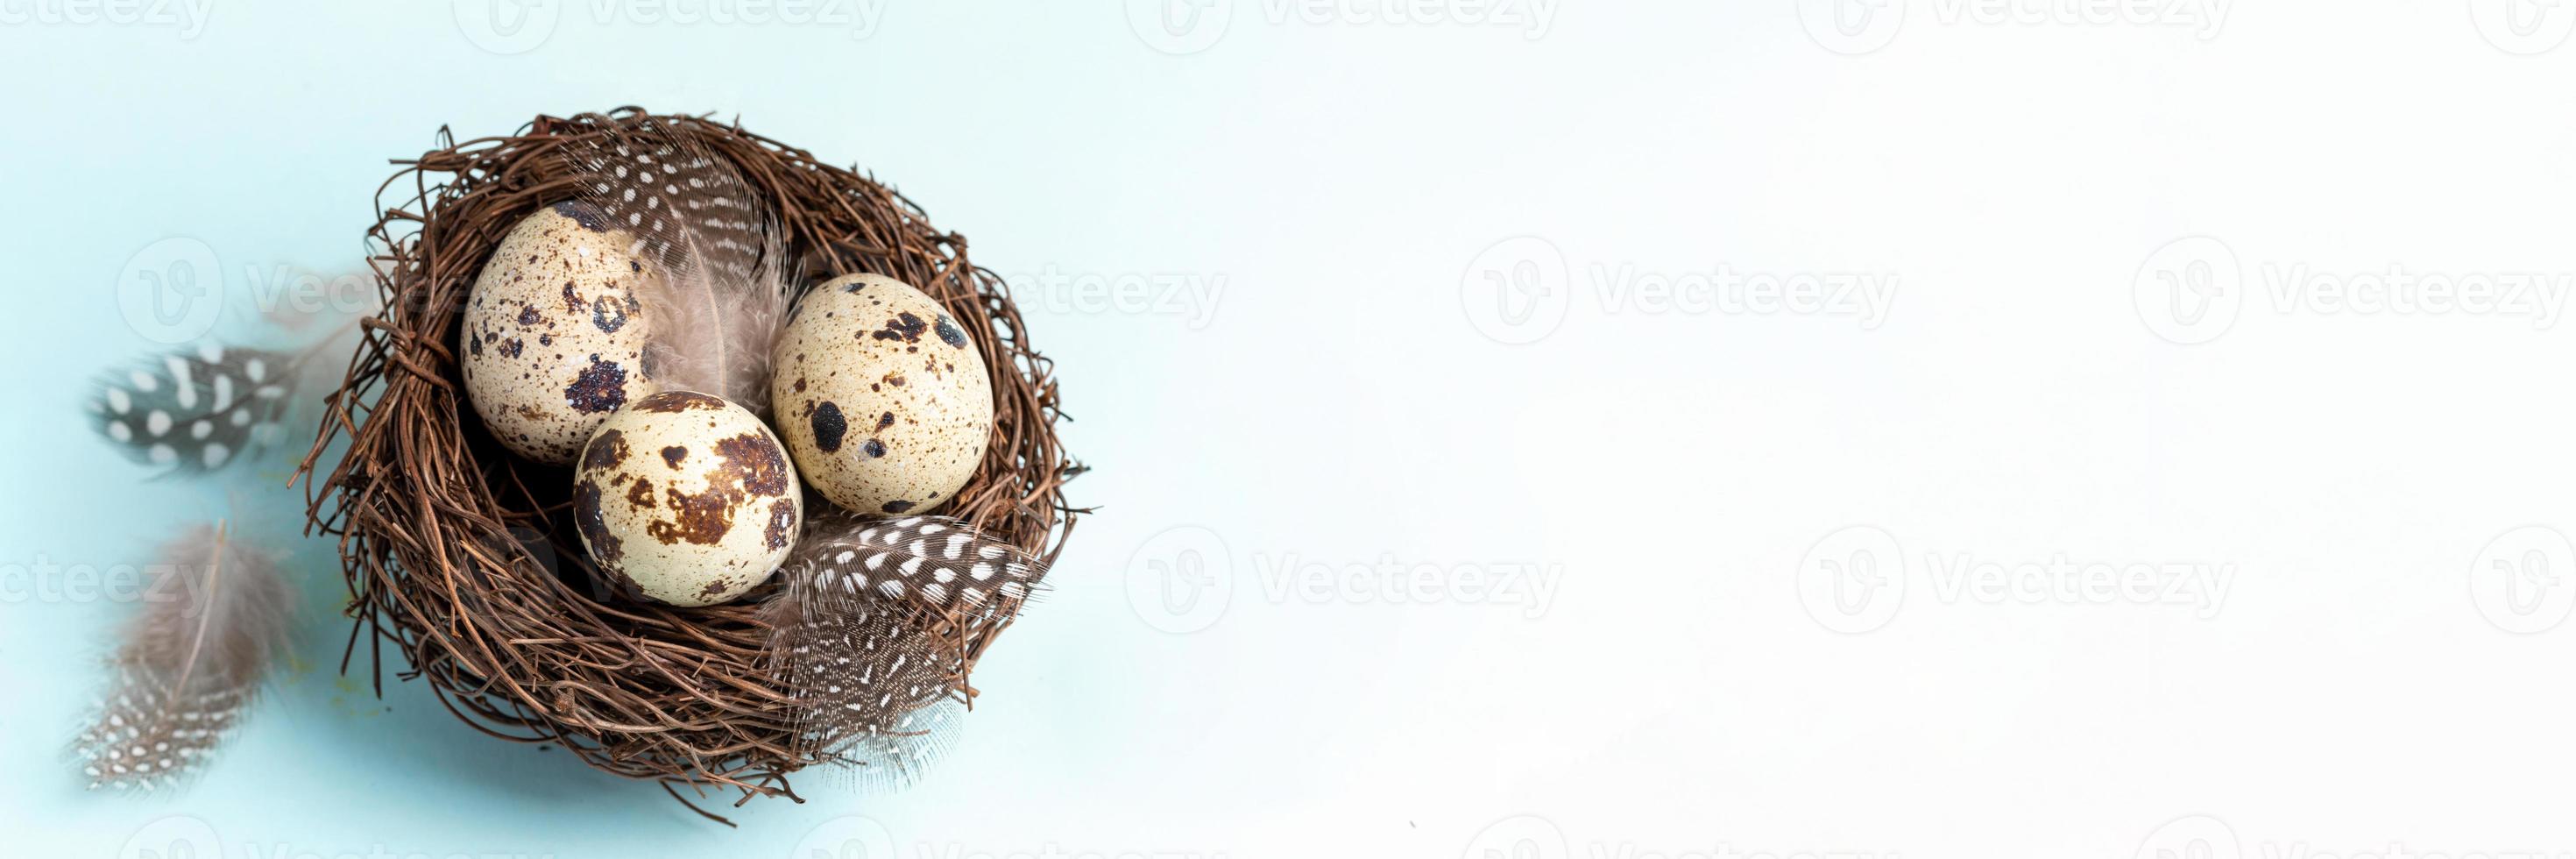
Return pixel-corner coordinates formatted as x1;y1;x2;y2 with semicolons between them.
2470;0;2576;55
455;0;885;55
1801;0;2230;55
2470;524;2576;635
1795;525;2236;633
454;0;560;53
1126;0;1556;54
111;240;382;344
1461;236;1573;344
1799;0;1906;55
1461;237;1899;344
0;0;210;39
117;238;223;344
2133;236;2572;344
1797;525;1908;634
791;814;900;859
117;815;553;859
2135;813;2576;859
118;815;223;859
1463;814;1899;859
2134;815;2240;859
1463;815;1571;859
1126;0;1234;54
1124;527;1566;633
1128;526;1235;634
2133;236;2243;345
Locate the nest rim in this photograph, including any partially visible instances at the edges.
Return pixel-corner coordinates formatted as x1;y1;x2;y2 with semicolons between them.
296;108;1078;821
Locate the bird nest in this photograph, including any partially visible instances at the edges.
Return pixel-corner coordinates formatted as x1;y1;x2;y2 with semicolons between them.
297;108;1077;821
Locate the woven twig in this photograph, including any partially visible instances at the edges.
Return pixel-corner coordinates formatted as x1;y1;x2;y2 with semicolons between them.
294;108;1079;823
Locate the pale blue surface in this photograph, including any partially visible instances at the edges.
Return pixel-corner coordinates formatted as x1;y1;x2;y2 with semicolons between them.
0;4;1638;856
18;4;2576;859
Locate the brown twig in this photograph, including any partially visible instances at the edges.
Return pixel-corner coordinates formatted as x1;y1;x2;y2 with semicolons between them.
294;109;1082;817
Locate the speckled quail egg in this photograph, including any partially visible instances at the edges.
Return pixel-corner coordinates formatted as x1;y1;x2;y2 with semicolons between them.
770;273;994;515
459;202;658;465
571;391;803;607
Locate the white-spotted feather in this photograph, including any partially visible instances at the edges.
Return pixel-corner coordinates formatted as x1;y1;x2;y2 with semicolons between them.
559;116;791;415
71;522;294;793
792;515;1051;617
89;346;300;476
761;548;957;788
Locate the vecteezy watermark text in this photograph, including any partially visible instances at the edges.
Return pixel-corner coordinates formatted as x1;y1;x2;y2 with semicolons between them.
453;0;887;54
1125;0;1558;54
1797;525;2235;634
1009;265;1226;330
1124;526;1564;634
0;0;210;39
2132;236;2572;344
1801;0;2233;56
1462;814;1900;859
1461;236;1898;344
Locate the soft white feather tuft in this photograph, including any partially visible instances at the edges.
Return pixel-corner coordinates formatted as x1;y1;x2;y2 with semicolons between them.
559;116;793;415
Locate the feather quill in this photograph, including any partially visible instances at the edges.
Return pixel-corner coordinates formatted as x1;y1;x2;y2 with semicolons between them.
73;522;294;792
559;116;792;415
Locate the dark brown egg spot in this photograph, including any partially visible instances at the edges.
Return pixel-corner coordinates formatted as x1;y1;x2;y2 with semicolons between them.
881;500;914;514
935;315;967;348
811;401;846;453
700;579;732;599
582;428;629;471
871;312;928;344
565;358;629;414
561;282;584;312
627;478;656;509
468;337;483;357
591;299;628;333
499;338;524;359
636;391;726;414
714;433;792;497
862;438;886;458
882;373;906;387
649;486;737;546
764;499;796;550
517;305;542;326
662;445;688;468
875;411;895;430
572;479;621;563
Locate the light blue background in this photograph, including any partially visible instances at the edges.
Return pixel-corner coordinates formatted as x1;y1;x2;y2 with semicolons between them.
12;3;2576;859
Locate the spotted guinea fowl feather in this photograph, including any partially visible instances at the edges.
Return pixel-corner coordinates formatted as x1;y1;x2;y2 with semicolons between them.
72;522;294;793
560;116;791;415
794;515;1052;621
88;344;301;475
761;552;957;784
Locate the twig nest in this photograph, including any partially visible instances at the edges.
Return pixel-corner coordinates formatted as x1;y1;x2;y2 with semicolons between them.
772;273;995;516
301;109;1079;819
457;203;658;465
573;392;802;607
